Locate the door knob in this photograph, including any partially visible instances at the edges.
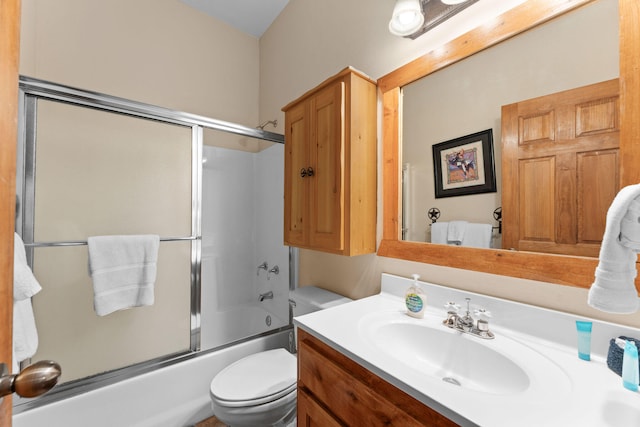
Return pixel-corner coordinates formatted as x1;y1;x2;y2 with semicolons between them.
0;360;61;398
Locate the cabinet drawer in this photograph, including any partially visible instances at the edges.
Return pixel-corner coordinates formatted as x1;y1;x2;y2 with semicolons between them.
298;388;344;427
298;330;459;427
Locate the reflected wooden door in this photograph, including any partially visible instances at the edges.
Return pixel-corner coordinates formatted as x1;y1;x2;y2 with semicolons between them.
1;0;21;424
502;79;620;257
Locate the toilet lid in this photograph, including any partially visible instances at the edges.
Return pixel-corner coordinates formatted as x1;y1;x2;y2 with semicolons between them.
210;349;297;406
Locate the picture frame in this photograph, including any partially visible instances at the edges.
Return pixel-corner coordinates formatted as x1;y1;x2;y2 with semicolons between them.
432;129;496;198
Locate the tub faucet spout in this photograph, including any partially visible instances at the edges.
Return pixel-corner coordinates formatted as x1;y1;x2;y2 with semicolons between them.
259;291;274;302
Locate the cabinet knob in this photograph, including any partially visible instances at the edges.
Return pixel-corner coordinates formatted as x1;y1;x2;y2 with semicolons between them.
300;167;315;178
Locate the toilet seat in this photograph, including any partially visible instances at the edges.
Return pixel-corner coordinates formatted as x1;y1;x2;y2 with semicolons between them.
210;349;297;408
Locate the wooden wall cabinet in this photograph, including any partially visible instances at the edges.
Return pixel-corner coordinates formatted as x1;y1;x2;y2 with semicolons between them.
282;67;377;256
297;329;460;427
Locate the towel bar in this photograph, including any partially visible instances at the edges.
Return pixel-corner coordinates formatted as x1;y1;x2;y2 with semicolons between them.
24;236;199;247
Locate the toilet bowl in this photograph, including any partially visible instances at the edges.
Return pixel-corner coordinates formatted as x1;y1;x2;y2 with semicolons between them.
210;349;297;426
209;286;351;427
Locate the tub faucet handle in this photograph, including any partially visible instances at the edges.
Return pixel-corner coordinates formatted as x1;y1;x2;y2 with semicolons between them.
267;265;279;280
257;261;268;276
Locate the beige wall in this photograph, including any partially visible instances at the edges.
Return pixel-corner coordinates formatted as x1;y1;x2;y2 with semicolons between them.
20;0;260;126
261;0;640;328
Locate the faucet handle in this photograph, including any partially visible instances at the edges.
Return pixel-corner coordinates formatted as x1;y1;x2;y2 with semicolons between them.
444;302;461;312
473;308;492;318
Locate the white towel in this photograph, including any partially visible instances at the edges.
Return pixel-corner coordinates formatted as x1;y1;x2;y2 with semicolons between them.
13;232;42;373
460;223;493;249
447;221;468;245
588;184;640;313
431;222;448;244
13;232;42;300
88;235;160;316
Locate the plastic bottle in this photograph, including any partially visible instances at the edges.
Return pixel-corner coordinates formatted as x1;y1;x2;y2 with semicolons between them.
622;340;639;392
405;274;426;319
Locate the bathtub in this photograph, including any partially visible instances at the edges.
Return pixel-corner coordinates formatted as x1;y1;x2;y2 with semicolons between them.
202;303;289;350
13;330;291;427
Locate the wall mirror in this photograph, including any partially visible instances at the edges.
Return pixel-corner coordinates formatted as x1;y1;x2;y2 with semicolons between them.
378;0;640;290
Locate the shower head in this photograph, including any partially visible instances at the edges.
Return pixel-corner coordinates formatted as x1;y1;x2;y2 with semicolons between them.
256;119;277;130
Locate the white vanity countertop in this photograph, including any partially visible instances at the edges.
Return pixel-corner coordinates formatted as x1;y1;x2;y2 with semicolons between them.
294;273;640;427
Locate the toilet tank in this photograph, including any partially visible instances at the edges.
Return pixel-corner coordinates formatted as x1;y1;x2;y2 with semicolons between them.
290;286;352;317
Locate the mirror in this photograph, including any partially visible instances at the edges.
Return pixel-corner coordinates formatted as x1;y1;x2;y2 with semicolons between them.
401;0;618;249
378;0;640;290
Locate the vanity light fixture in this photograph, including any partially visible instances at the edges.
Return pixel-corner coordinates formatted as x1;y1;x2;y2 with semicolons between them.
390;0;478;40
389;0;425;37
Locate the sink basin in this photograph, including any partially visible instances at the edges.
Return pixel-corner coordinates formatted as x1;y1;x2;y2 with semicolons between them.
371;321;529;394
359;310;571;400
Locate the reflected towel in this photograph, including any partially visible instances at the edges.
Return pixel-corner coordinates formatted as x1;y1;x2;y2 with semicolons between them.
447;221;468;245
88;235;160;316
13;232;42;373
588;184;640;313
461;223;493;249
431;222;448;244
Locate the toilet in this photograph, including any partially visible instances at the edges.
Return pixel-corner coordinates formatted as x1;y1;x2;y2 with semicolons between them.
209;286;352;427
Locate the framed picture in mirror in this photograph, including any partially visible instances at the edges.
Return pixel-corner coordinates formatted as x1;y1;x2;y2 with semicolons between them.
432;128;496;198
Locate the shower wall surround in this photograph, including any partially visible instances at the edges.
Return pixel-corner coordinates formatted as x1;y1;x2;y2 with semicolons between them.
200;142;289;350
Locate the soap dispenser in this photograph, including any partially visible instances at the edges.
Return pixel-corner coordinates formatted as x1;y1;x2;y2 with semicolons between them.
405;274;426;319
622;340;639;392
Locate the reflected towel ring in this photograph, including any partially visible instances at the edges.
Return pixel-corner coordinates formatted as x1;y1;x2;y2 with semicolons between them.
493;207;502;234
427;207;441;224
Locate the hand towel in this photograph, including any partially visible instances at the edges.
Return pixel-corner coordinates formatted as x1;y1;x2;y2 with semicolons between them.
13;232;42;300
461;223;493;249
431;222;448;244
447;221;468;245
588;184;640;313
13;232;42;373
88;235;160;316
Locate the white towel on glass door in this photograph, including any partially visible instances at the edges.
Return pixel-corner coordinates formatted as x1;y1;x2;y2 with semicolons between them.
88;235;160;316
588;184;640;313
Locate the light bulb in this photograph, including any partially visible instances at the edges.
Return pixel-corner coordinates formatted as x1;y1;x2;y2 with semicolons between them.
389;0;424;37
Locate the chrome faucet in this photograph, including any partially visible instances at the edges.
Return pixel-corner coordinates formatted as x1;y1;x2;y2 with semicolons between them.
259;291;274;302
257;261;268;276
442;298;494;339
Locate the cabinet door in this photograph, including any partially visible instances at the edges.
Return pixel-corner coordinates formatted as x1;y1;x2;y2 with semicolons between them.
309;82;345;251
284;101;309;247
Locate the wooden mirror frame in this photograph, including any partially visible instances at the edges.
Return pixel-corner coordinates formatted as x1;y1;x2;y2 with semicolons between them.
378;0;640;291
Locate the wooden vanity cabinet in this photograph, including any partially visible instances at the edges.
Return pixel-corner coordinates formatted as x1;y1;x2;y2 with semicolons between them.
282;67;377;256
297;329;460;427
